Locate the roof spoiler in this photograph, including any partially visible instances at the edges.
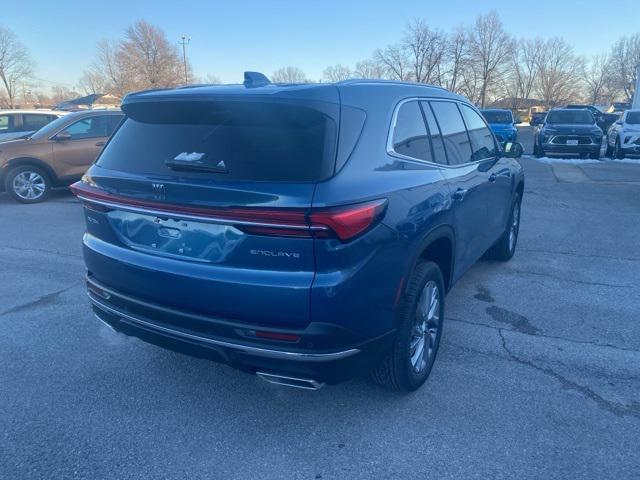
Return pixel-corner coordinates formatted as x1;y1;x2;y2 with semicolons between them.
243;71;271;88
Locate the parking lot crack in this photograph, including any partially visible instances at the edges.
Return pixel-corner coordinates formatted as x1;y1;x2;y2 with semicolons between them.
448;316;640;354
511;268;634;289
498;329;640;419
0;284;78;317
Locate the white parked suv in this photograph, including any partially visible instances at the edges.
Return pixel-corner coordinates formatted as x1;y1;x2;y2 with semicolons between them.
0;110;68;143
607;110;640;158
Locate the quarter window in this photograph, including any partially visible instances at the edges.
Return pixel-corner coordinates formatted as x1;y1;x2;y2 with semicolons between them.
391;101;433;162
460;104;497;161
429;101;473;165
0;114;15;132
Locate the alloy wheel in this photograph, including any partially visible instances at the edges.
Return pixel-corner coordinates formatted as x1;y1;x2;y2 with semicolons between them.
509;201;520;252
12;171;46;201
410;280;441;373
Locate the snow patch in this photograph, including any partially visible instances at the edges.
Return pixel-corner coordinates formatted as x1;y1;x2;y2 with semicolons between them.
532;156;601;165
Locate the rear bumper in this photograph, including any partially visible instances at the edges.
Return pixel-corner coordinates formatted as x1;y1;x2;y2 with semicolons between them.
87;275;394;384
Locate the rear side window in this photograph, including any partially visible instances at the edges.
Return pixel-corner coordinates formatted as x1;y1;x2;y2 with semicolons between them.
98;101;338;182
460;104;497;161
0;114;15;132
391;101;433;162
421;102;447;165
22;114;53;130
429;101;472;165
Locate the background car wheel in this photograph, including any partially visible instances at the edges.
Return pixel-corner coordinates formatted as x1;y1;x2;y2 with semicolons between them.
371;261;444;392
484;193;521;262
606;143;613;157
5;165;51;204
533;142;544;158
614;138;625;159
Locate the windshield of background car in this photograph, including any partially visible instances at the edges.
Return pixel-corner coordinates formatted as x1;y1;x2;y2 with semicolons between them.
546;110;594;124
626;112;640;124
481;111;513;124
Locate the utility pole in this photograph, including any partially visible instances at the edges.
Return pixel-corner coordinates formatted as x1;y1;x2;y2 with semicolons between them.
179;35;191;85
633;65;640;110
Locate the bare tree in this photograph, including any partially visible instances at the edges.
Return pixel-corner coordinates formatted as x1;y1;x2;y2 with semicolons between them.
78;70;108;94
0;25;33;109
534;37;583;107
271;66;308;83
353;59;386;79
444;25;469;93
374;44;411;81
120;21;185;89
403;19;446;85
583;53;615;105
468;11;513;108
323;64;352;82
82;21;187;98
608;34;640;102
50;86;81;105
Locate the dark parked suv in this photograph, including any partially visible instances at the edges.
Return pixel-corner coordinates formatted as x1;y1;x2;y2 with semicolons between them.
534;108;603;159
72;73;524;392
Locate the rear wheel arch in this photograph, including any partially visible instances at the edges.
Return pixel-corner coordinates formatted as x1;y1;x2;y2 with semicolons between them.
406;226;455;294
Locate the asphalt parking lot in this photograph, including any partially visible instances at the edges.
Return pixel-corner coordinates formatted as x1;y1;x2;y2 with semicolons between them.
1;153;639;479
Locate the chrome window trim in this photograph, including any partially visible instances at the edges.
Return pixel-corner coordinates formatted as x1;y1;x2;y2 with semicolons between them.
88;292;360;362
386;97;499;170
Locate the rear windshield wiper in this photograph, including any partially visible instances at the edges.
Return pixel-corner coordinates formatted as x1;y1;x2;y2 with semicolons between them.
164;159;228;173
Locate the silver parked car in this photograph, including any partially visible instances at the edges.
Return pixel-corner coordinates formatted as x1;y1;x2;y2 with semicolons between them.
607;110;640;158
0;110;68;143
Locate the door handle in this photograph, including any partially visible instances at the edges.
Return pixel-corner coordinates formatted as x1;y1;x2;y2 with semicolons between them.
95;141;106;147
452;188;468;201
489;173;497;182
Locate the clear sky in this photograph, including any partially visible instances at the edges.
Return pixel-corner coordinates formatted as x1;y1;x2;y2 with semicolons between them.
4;0;640;90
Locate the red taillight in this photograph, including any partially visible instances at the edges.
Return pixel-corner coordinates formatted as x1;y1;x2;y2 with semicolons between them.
310;199;387;241
71;181;386;242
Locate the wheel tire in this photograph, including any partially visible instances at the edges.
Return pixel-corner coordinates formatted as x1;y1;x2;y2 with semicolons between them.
614;138;625;159
4;165;51;204
606;143;613;157
484;193;521;262
533;142;544;158
371;261;444;392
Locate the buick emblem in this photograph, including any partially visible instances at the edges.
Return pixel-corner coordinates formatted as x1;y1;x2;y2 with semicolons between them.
152;183;166;201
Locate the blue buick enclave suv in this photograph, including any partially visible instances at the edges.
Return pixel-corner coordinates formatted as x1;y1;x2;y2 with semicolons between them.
72;73;524;392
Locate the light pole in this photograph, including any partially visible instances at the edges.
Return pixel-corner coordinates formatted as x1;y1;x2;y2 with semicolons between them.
633;65;640;110
179;34;191;85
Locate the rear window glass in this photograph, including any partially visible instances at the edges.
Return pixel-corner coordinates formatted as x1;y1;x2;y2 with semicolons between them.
98;102;337;182
481;110;512;124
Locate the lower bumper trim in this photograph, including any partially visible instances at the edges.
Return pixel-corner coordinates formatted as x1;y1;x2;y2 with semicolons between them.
89;293;360;362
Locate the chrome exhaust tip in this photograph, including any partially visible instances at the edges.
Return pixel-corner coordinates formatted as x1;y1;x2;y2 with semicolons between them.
256;371;325;390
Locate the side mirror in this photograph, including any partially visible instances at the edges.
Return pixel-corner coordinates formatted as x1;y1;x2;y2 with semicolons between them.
514;117;522;124
503;142;524;159
54;131;72;141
